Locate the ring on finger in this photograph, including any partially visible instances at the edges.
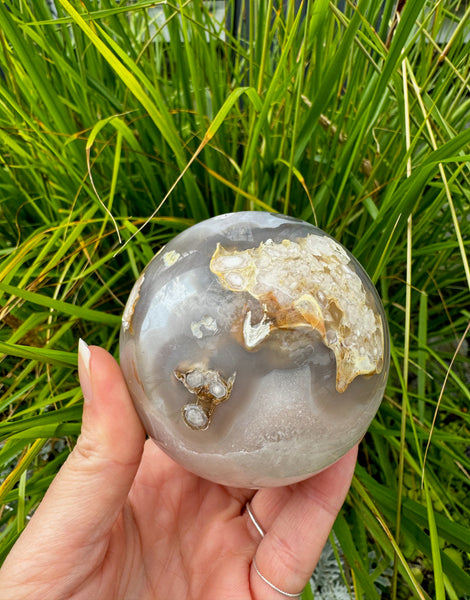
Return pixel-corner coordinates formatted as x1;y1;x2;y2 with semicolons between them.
246;501;265;538
252;556;303;598
246;502;303;598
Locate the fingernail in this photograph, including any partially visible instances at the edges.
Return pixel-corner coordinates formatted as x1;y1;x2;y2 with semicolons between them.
78;338;92;403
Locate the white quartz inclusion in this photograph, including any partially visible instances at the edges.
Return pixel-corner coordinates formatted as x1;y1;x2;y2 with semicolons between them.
243;310;271;348
183;404;208;429
210;235;385;392
122;273;145;332
163;250;181;266
190;316;218;339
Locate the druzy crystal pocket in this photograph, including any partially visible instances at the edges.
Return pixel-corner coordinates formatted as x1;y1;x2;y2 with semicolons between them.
119;212;389;488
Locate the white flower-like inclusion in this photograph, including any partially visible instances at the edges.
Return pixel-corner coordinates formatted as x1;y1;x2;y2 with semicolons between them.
174;367;236;430
210;235;384;393
190;315;218;339
182;404;209;430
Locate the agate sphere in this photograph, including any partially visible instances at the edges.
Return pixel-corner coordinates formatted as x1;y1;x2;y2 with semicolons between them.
119;212;389;488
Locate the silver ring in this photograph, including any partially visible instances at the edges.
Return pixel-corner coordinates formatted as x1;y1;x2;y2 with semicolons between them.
252;556;303;598
246;503;303;598
246;501;265;538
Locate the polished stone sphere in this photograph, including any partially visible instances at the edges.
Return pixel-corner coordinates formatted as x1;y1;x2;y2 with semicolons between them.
119;212;389;488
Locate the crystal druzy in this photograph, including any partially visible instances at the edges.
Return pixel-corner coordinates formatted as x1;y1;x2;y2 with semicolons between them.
119;212;389;488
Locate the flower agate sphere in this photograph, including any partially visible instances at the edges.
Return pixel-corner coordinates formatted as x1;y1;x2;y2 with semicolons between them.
119;212;389;488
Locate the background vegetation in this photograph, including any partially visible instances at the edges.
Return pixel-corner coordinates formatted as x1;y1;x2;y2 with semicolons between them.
0;1;469;598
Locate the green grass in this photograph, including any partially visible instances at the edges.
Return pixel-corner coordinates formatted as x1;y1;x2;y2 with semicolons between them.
0;1;469;598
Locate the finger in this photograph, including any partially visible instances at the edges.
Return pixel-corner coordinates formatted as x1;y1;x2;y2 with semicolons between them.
250;445;358;598
4;342;146;565
69;341;146;538
48;342;146;540
244;486;291;542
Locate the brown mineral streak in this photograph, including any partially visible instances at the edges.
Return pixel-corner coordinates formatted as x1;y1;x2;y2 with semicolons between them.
131;359;143;388
210;237;384;393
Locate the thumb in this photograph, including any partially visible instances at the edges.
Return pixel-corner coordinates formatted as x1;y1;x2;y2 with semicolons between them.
66;340;146;539
24;342;145;549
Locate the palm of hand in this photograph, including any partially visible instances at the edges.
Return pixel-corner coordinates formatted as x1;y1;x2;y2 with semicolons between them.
0;346;357;600
99;442;256;600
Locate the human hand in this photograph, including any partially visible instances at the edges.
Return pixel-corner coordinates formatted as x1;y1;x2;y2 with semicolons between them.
0;343;358;600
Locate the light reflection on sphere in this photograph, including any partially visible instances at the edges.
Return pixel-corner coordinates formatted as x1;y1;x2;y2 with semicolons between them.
119;212;389;488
